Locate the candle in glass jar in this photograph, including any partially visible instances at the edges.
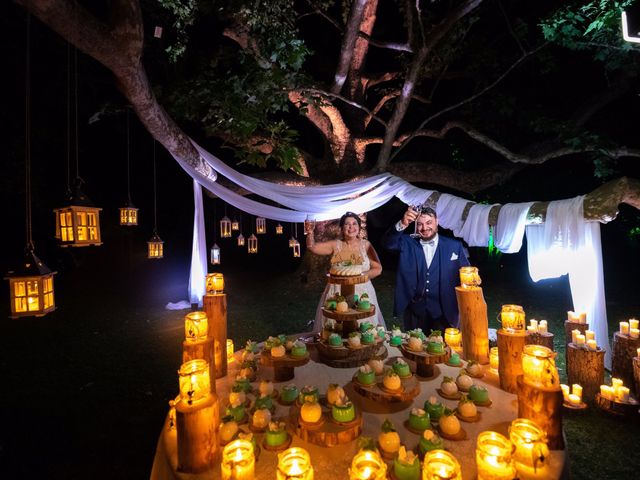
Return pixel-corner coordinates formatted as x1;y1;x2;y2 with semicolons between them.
576;334;586;345
571;329;580;344
422;450;462;480
221;439;255;480
620;322;630;335
630;328;639;339
348;449;387;480
630;319;639;330
587;339;597;351
538;320;548;334
476;431;516;480
572;384;583;401
277;447;314;480
585;330;595;341
489;347;499;372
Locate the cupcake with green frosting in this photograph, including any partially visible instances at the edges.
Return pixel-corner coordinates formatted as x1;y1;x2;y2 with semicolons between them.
408;407;430;431
264;421;288;447
393;446;420;480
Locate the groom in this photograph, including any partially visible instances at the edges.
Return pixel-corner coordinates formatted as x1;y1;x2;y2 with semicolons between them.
381;205;469;332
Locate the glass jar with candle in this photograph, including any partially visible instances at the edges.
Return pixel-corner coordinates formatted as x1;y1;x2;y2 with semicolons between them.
184;311;209;342
500;305;525;332
422;449;462;480
508;418;549;476
444;328;462;350
277;447;314;479
489;347;499;372
349;449;387;480
476;431;516;480
521;345;560;389
221;439;255;480
178;359;211;405
459;266;481;289
205;273;224;294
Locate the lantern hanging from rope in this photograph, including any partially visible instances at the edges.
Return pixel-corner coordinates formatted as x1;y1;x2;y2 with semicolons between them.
237;233;245;247
147;141;164;259
288;223;296;247
119;110;138;226
256;216;266;234
220;216;232;238
231;218;239;231
211;243;221;265
248;234;258;253
275;223;283;234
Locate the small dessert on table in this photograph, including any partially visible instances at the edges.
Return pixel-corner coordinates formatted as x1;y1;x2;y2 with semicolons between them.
322;319;337;340
393;446;420;480
245;340;259;354
408;407;431;432
278;333;287;345
328;332;343;347
360;322;374;333
455;372;473;392
390;335;403;347
391;326;403;338
407;332;424;352
264;421;289;448
368;358;385;375
426;330;445;354
225;398;246;423
252;406;272;430
298;385;319;404
331;395;356;423
290;339;307;357
326;384;346;406
242;350;256;363
254;393;273;411
456;395;478;420
376;326;386;339
279;384;299;404
233;375;252;393
418;429;444;456
383;370;402;391
467;385;490;405
438;410;462;437
264;336;278;351
258;380;274;397
270;341;286;358
447;352;462;367
324;296;338;311
219;415;239;444
239;361;257;379
361;329;376;345
424;396;445;421
357;294;371;311
336;295;349;313
357;364;376;386
392;358;412;378
378;419;401;457
229;389;246;407
347;332;362;348
300;399;323;424
466;360;483;377
440;377;459;397
285;338;295;351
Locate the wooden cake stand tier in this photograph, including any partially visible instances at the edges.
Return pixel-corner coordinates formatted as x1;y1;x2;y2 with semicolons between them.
288;402;363;447
316;341;388;368
351;372;421;404
400;344;451;379
323;274;372;336
260;352;310;382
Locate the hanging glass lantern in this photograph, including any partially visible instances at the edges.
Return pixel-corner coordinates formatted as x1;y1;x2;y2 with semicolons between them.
53;181;102;247
248;234;258;253
275;223;284;234
256;217;266;234
292;239;301;258
220;216;232;238
205;273;224;294
288;236;296;248
210;243;221;265
147;231;164;259
237;233;245;247
231;218;240;231
119;201;139;226
5;248;56;318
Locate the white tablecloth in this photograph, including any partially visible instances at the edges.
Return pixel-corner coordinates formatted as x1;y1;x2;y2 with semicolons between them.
150;345;567;479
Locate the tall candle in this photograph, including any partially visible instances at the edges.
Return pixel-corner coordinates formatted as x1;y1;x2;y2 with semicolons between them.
572;384;583;401
612;378;623;397
587;339;597;351
489;347;499;372
617;386;630;403
600;385;609;399
571;329;580;344
620;322;630;335
585;330;595;341
561;384;570;400
529;319;538;331
630;328;639;339
630;319;639;330
636;347;640;358
576;334;586;345
539;320;548;334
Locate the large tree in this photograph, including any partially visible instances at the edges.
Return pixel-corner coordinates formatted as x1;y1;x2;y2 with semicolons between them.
14;0;640;222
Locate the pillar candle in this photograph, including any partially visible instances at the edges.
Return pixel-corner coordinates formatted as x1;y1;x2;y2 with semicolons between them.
630;328;639;339
538;320;548;334
572;384;583;401
527;326;536;333
561;384;570;400
600;385;609;399
617;386;630;403
585;330;595;341
611;378;623;397
630;319;639;330
620;322;630;335
529;319;538;331
636;347;640;358
587;339;597;351
576;334;586;345
568;394;581;406
571;329;580;344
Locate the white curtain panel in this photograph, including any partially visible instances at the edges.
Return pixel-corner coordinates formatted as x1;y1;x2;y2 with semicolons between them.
495;202;534;253
458;203;498;247
188;180;207;306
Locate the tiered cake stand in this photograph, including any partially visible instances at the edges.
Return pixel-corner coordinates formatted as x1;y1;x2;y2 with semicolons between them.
400;343;451;379
351;357;421;404
316;273;387;368
260;351;310;382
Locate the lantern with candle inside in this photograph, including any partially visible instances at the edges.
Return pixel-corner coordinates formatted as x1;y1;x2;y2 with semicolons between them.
276;223;284;234
5;248;56;318
178;359;211;405
521;345;560;389
54;182;103;247
459;266;481;289
119;201;138;226
248;234;258;253
256;217;267;234
422;450;462;480
221;439;255;480
231;218;240;231
476;431;516;480
444;328;462;352
292;240;301;258
237;233;245;247
210;243;221;265
206;273;224;294
489;347;499;373
500;304;525;332
227;339;235;363
277;447;314;480
185;311;209;342
220;216;232;238
509;418;549;477
147;231;164;259
348;448;387;480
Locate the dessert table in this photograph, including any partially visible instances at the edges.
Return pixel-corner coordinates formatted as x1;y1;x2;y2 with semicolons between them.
150;344;568;479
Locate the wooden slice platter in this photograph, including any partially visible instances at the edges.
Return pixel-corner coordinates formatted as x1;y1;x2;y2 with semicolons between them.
437;425;467;441
436;388;461;400
400;344;450;378
288;402;362;447
321;305;377;322
352;372;420;404
327;274;368;285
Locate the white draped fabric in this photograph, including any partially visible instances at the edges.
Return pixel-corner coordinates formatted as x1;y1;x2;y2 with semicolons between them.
171;142;610;368
526;197;610;367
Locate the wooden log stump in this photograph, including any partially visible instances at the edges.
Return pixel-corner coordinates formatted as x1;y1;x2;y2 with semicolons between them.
203;293;227;378
611;331;640;390
497;329;526;394
455;286;489;364
564;321;588;379
566;344;605;403
525;332;555;351
633;357;640;399
182;337;216;394
516;375;564;450
399;344;450;379
595;393;640;418
289;403;362;447
176;394;220;473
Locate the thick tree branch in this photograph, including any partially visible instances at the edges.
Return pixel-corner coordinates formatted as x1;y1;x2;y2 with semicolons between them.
331;0;368;93
358;33;412;52
302;88;388;127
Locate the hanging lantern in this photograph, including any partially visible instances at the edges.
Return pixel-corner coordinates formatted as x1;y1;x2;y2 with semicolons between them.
178;359;211;405
256;217;266;234
289;236;296;248
53;181;102;247
276;223;284;234
500;304;525;332
147;231;164;259
206;273;224;294
277;447;314;480
292;239;301;258
220;216;232;238
185;311;209;342
5;248;56;318
210;243;221;265
521;345;560;389
475;431;516;480
248;234;258;253
231;218;240;231
119;201;138;226
237;233;245;247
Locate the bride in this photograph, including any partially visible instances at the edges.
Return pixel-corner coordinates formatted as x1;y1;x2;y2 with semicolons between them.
305;212;385;333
